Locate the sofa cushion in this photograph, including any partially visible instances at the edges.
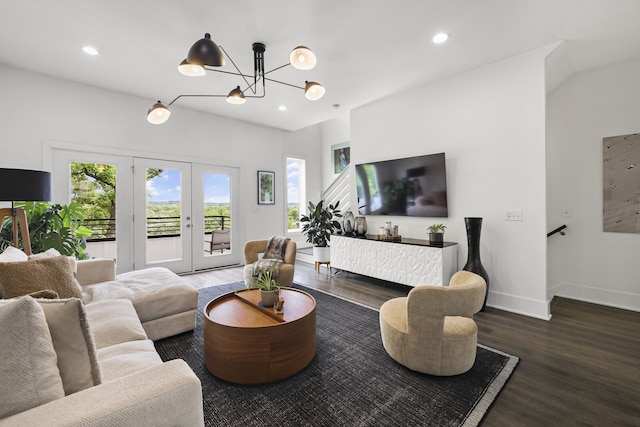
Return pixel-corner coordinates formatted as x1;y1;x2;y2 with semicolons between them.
0;297;65;418
0;256;83;299
82;267;198;323
84;299;148;349
97;339;163;382
38;298;102;395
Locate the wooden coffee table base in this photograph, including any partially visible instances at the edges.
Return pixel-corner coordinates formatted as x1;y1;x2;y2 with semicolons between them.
203;288;316;384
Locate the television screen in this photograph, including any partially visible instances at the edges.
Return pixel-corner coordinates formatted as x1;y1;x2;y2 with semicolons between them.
355;153;448;217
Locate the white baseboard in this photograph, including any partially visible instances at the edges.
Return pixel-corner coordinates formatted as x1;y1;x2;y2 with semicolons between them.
551;282;640;313
487;291;551;320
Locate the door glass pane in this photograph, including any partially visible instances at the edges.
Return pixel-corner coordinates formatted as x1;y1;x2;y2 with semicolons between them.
70;162;117;261
203;173;231;256
146;168;182;263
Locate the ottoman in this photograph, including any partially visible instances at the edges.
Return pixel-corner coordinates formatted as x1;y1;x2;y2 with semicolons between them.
79;260;198;341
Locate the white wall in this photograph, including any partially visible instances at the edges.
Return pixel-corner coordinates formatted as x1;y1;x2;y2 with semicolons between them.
0;64;320;249
547;58;640;312
348;45;555;319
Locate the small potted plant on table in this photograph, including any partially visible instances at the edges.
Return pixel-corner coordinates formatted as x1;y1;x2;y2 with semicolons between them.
428;224;446;246
252;261;280;307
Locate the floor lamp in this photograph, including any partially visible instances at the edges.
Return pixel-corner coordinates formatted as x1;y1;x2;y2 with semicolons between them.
0;168;52;255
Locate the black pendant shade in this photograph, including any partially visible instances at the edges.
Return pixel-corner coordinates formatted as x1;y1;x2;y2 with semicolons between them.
187;33;225;67
0;168;52;202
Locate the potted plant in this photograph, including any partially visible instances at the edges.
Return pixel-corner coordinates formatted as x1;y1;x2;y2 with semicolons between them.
428;223;446;245
299;200;342;263
250;260;280;307
0;201;91;258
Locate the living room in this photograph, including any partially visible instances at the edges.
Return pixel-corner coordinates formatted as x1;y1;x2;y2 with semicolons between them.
1;1;639;426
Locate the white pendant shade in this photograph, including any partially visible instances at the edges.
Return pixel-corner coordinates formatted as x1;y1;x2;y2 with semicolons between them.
290;46;317;70
147;101;171;124
304;81;325;101
178;59;205;76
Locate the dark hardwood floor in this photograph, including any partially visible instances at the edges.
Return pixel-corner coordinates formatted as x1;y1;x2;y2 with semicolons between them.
182;261;640;427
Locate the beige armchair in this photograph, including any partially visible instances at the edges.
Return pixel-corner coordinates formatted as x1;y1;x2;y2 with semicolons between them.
243;239;297;287
379;271;486;376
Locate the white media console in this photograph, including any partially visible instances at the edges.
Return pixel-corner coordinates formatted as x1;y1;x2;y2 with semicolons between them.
330;234;458;287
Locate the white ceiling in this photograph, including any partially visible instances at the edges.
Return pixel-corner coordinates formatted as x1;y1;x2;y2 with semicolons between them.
1;0;640;131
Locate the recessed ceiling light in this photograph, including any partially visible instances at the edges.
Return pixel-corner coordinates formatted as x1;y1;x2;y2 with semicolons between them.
278;105;287;111
432;33;449;44
82;46;100;56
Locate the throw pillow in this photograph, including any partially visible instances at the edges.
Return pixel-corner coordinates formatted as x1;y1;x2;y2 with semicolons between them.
263;236;290;260
0;256;83;299
38;298;102;395
29;248;78;275
0;246;29;262
0;297;65;418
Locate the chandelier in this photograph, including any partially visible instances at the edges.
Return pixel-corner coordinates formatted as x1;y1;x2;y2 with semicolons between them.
147;33;325;124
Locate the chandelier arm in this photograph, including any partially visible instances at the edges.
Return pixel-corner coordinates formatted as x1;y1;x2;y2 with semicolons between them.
167;94;227;106
263;77;304;90
218;45;256;94
203;67;253;79
263;63;291;76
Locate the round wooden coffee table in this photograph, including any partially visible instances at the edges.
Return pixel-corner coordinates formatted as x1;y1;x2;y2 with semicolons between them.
203;287;316;384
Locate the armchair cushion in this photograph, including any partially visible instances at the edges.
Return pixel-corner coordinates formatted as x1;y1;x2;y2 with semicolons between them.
0;297;65;418
0;256;83;299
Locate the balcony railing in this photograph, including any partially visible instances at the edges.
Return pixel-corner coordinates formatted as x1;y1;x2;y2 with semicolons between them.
81;215;230;242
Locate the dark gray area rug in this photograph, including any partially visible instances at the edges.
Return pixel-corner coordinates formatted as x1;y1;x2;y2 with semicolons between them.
155;282;518;427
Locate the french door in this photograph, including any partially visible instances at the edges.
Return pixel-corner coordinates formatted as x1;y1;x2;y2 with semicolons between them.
133;158;240;273
52;148;240;275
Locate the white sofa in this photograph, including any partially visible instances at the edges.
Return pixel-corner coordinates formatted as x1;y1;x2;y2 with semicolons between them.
0;248;205;426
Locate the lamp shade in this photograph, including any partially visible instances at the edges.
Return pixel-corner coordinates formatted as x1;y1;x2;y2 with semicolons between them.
290;46;317;70
187;33;225;67
0;168;51;202
226;86;246;104
178;59;206;76
304;81;325;101
147;101;171;124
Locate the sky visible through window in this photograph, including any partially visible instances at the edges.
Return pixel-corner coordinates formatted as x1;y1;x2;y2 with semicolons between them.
287;159;299;204
146;169;231;203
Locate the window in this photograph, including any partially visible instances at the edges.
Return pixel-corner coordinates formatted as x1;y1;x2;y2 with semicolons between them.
286;157;306;232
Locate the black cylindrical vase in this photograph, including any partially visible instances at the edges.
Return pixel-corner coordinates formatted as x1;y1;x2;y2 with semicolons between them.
463;217;489;311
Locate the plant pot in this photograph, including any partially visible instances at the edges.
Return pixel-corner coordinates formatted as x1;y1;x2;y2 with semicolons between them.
429;233;444;245
313;246;330;263
260;287;280;307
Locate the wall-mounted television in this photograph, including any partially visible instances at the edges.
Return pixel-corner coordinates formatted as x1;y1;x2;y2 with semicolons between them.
355;152;448;217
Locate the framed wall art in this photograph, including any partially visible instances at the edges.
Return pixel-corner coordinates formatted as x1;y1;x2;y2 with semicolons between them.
603;133;640;233
332;142;350;176
258;170;275;205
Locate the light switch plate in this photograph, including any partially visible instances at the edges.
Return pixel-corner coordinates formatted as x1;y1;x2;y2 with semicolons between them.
505;209;523;221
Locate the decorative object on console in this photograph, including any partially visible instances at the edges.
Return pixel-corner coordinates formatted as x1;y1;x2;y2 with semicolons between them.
146;34;325;124
427;223;446;246
342;210;355;236
462;217;489;311
354;216;367;236
299;200;342;263
0;168;51;255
